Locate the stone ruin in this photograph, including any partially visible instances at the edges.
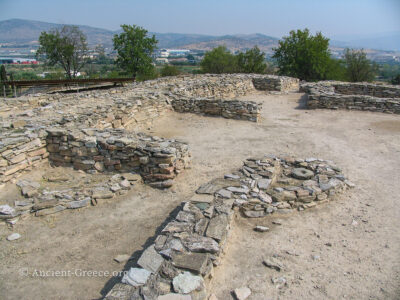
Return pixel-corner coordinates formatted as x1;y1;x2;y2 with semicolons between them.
104;155;354;299
0;74;299;220
7;73;400;299
302;81;400;114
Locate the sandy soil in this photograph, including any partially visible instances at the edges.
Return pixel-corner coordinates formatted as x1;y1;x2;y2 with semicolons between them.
1;92;399;299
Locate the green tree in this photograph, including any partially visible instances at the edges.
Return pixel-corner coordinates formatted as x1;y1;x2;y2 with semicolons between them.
36;25;89;79
272;29;331;81
0;65;9;96
343;48;376;82
391;74;400;85
237;46;266;73
325;58;347;81
113;25;158;80
160;64;181;77
200;46;238;74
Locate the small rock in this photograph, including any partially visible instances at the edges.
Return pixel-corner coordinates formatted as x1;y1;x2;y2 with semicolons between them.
7;233;21;241
272;219;283;225
233;286;251;300
271;276;287;289
114;254;131;263
158;294;191;300
263;257;284;271
254;225;269;232
291;168;314;180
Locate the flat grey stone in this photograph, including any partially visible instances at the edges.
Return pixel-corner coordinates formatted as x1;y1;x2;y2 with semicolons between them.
172;252;209;274
226;186;249;194
7;233;21;241
182;235;220;254
114;254;131;263
138;245;164;273
216;189;232;199
257;179;272;190
162;221;193;233
65;198;90;209
0;205;15;215
206;214;229;242
158;293;192;300
243;210;265;218
176;211;195;223
292;168;314;180
173;271;204;294
121;267;151;287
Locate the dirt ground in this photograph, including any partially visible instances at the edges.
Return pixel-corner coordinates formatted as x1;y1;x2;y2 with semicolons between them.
1;92;399;300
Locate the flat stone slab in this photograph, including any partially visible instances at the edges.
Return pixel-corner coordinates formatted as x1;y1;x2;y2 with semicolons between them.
172;252;209;274
7;233;21;241
206;214;229;242
138;245;164;273
173;271;204;294
158;294;191;300
121;268;151;287
257;178;272;190
234;287;251;300
291;168;314;180
182;235;220;254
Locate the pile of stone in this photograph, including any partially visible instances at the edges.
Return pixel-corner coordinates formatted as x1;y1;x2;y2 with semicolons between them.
0;128;48;183
0;173;141;222
302;81;400;114
46;128;191;188
171;98;261;122
104;155;353;300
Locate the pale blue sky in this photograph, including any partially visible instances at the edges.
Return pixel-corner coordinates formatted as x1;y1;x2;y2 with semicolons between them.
1;0;399;38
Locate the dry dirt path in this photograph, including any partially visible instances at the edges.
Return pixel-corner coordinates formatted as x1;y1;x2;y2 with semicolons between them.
1;92;399;299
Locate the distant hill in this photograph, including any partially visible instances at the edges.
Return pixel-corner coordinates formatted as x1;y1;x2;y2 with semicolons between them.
0;19;279;51
0;19;115;47
0;19;399;53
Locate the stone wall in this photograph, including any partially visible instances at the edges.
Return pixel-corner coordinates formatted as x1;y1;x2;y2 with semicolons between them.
104;155;353;300
171;98;261;122
0;74;300;184
252;75;300;92
302;81;400;114
46;128;190;188
0;128;48;183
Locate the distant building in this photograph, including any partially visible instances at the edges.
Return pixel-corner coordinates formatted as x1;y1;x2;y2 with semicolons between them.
0;57;38;64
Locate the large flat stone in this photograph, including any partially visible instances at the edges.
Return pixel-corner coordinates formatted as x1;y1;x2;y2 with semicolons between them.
173;272;204;294
121;268;151;287
206;214;229;242
182;235;219;254
138;245;164;273
172;252;209;274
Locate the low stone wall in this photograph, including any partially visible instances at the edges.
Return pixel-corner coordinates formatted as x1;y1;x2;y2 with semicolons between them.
171;98;261;122
0;128;48;183
252;75;300;92
104;155;353;300
46;128;190;188
302;81;400;114
307;93;400;113
332;82;400;98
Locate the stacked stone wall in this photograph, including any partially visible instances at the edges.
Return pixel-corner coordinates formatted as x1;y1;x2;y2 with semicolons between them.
46;128;190;188
171;98;261;122
303;81;400;114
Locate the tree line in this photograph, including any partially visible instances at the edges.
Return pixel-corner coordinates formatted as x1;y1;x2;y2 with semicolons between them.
2;25;400;88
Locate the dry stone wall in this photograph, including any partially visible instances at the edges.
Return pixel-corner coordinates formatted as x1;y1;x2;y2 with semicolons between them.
46;128;190;188
0;74;300;184
104;155;353;300
302;81;400;114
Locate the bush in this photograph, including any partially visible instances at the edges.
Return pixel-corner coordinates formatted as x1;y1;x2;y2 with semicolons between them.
200;46;238;74
237;46;266;74
160;65;181;77
392;74;400;85
343;48;376;82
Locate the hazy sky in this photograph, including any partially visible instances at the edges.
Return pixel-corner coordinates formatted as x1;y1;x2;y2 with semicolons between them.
1;0;399;38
